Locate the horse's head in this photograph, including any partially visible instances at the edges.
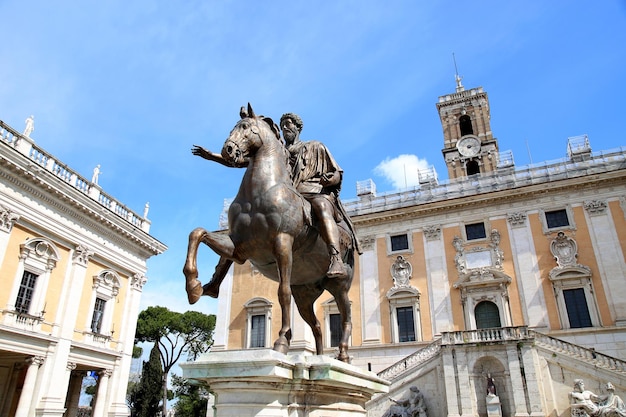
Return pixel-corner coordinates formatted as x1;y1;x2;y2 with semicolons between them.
222;103;281;167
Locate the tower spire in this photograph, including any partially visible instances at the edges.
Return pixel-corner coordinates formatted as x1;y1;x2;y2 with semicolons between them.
452;53;464;92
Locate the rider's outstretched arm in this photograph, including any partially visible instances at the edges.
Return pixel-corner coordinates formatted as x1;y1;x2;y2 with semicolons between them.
192;145;248;167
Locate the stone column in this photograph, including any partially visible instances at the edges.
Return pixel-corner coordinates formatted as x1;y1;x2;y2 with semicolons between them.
423;226;454;334
91;369;112;417
64;369;85;417
107;273;147;417
359;236;382;344
584;199;626;325
507;212;548;328
15;356;45;417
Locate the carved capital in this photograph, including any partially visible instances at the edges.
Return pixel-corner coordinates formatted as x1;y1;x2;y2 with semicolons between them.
131;273;147;290
0;205;20;233
359;235;376;251
67;362;77;371
583;199;607;216
72;244;94;267
99;369;113;378
27;356;45;367
507;212;527;228
423;225;441;241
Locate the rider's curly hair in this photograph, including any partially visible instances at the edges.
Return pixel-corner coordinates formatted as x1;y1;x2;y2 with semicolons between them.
280;113;303;132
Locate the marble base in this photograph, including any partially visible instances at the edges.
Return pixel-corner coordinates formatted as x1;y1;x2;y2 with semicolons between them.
486;394;502;417
181;349;389;417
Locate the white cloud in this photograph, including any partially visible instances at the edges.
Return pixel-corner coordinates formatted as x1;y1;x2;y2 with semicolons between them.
374;154;432;189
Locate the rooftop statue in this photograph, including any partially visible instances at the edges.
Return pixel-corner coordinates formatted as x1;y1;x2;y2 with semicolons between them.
183;104;359;362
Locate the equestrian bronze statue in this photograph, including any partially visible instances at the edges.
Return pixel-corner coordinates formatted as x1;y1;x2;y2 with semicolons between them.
183;104;358;362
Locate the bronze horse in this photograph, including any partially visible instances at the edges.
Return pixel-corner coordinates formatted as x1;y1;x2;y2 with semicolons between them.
183;104;355;362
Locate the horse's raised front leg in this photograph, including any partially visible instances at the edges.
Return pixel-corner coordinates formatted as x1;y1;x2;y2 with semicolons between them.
272;234;294;355
183;227;236;304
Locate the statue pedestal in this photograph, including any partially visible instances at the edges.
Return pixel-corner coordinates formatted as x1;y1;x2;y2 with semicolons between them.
181;349;389;417
486;394;503;417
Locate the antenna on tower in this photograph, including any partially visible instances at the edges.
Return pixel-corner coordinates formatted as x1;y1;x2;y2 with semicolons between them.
452;52;464;92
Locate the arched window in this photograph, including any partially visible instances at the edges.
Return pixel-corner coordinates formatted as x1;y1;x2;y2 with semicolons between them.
87;270;121;338
475;301;501;329
10;238;60;318
466;160;480;176
244;297;272;348
460;115;474;136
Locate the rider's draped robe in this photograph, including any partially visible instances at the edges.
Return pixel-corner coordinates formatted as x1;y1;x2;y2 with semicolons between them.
288;140;363;254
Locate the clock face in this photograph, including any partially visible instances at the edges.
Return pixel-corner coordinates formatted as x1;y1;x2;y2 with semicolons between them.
457;136;481;157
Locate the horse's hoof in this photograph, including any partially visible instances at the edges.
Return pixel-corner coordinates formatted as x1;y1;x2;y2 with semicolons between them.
186;281;204;304
336;352;351;363
203;283;219;298
272;340;290;355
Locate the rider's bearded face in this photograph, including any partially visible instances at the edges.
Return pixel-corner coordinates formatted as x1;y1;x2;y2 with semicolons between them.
281;119;298;145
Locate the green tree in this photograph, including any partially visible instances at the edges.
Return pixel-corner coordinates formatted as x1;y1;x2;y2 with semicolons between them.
171;374;210;417
135;306;215;416
132;344;163;417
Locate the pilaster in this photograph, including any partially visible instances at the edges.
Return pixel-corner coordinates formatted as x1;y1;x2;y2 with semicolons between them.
506;212;548;328
583;199;626;325
423;226;454;334
359;235;382;344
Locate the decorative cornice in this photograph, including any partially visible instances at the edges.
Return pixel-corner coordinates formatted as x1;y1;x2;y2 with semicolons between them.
349;168;626;228
0;161;164;256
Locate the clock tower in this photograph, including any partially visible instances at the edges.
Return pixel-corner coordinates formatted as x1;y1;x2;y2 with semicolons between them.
437;75;499;180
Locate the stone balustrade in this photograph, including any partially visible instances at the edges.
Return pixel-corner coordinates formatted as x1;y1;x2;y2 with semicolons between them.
377;339;442;381
0;120;150;232
530;330;626;373
440;326;532;345
344;146;626;217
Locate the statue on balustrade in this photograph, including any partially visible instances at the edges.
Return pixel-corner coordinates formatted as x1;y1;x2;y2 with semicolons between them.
383;386;427;417
23;115;34;137
570;379;626;417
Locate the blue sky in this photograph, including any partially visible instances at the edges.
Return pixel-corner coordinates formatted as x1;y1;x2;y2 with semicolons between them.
1;1;626;318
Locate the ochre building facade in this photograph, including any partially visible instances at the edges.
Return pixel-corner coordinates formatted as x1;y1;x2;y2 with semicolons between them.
0;120;167;417
210;82;626;417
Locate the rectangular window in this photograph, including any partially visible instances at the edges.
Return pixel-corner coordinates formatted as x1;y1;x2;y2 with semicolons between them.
396;306;416;342
563;288;592;328
329;314;342;347
15;271;38;314
91;297;106;333
465;222;486;240
390;234;409;252
545;209;570;229
250;314;266;348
